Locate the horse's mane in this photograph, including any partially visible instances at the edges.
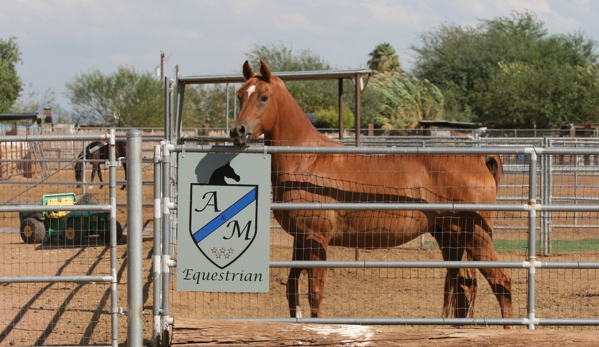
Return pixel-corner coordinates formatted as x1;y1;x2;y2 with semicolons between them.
269;75;342;146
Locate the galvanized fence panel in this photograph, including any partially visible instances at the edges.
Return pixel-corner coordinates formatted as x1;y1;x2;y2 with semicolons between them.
159;142;599;336
0;132;124;346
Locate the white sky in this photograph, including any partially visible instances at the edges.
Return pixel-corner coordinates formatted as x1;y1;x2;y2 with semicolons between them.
2;0;598;115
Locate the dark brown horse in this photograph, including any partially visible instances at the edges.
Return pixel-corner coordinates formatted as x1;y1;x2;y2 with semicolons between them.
230;60;513;323
74;141;127;190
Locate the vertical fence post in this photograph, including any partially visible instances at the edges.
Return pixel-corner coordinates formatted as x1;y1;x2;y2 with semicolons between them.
153;145;163;347
527;150;538;330
161;142;172;347
539;139;547;255
108;129;119;347
127;130;144;347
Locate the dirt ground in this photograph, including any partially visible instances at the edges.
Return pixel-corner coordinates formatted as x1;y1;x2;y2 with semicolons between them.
1;167;599;346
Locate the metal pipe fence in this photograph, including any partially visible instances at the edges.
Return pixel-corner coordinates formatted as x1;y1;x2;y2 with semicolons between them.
157;142;599;343
2;133;598;345
0;130;163;346
0;131;121;347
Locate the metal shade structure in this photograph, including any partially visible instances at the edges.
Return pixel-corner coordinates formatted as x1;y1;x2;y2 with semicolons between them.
172;68;372;145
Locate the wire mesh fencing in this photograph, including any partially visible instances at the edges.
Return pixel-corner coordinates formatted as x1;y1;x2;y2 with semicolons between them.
165;142;599;330
0;133;159;346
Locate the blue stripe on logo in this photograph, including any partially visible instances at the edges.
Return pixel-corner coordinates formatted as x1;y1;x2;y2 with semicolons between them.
193;188;257;243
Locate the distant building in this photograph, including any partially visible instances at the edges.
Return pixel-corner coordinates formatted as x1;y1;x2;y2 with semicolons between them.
415;120;487;138
560;123;599;137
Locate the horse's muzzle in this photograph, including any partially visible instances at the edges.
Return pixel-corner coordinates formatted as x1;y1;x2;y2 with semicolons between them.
230;124;251;147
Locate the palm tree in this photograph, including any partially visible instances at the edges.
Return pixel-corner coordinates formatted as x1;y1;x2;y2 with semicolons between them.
368;43;402;73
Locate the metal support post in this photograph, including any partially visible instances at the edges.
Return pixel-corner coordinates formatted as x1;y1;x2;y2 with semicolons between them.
161;142;172;347
108;129;119;347
153;145;163;347
527;151;538;330
127;130;144;347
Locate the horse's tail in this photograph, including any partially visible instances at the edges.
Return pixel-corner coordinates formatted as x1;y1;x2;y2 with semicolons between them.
431;225;478;319
484;155;503;188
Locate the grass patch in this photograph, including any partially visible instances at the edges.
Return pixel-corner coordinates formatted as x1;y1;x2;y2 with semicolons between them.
424;238;599;253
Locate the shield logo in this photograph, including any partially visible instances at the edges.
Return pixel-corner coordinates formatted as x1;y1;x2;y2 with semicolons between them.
189;183;259;269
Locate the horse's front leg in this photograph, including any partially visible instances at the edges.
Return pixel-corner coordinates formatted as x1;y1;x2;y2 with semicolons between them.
120;163;127;190
303;238;327;318
286;237;306;318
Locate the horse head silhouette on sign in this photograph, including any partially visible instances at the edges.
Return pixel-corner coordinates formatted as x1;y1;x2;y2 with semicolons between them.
229;60;513;325
209;161;240;185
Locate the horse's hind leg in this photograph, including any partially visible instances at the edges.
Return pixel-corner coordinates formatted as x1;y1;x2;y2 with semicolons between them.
445;212;513;322
96;165;104;188
430;225;477;319
89;165;97;188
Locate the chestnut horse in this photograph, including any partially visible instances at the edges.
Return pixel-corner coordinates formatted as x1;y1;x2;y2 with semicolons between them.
74;141;127;190
230;60;512;323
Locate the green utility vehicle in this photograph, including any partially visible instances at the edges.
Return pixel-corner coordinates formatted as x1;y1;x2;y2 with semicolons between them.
19;192;123;245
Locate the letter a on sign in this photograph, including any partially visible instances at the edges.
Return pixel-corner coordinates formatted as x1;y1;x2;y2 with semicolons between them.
176;152;270;292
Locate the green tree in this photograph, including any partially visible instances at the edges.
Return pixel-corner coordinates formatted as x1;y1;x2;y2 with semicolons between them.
0;36;23;112
247;42;331;72
66;66;163;127
477;61;599;128
350;43;442;131
368;43;402;73
182;84;235;129
314;105;355;129
369;72;444;130
411;11;599;128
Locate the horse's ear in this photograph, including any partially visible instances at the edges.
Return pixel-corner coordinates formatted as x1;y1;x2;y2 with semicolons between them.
242;61;253;80
259;60;271;82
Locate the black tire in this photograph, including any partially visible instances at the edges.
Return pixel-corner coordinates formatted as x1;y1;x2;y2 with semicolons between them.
101;221;123;244
20;217;46;244
64;220;85;245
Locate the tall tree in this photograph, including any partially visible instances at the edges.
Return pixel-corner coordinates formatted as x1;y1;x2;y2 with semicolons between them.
66;66;163;127
369;72;444;130
358;43;443;131
411;11;599;128
0;36;23;112
247;42;331;72
368;43;402;73
477;61;599;128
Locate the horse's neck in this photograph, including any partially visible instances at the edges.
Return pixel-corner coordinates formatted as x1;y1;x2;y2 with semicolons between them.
270;90;339;147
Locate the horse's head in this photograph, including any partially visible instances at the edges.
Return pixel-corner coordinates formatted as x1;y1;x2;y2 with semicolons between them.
230;60;280;147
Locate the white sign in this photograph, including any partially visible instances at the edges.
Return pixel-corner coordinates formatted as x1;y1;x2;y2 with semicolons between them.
177;152;270;292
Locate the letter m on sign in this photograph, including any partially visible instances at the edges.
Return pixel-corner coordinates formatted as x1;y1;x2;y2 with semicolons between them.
189;183;259;269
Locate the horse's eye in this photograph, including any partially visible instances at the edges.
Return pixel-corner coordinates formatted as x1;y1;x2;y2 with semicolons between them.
260;95;269;102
